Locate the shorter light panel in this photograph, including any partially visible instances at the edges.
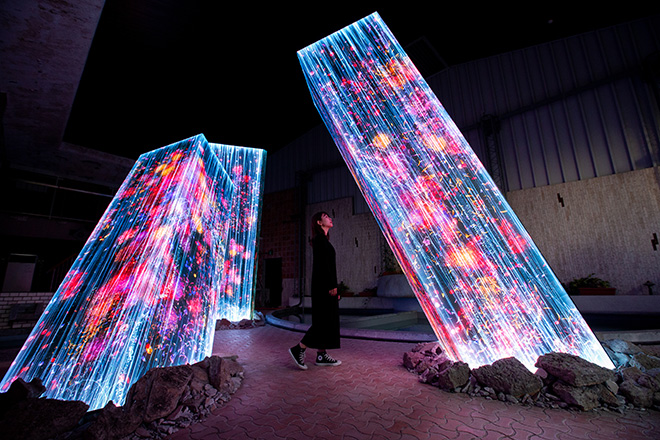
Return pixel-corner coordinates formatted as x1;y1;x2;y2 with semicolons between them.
298;13;613;371
210;144;267;321
0;135;235;410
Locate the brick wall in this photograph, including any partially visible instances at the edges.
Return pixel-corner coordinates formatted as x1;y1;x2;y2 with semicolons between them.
0;291;53;330
258;188;303;307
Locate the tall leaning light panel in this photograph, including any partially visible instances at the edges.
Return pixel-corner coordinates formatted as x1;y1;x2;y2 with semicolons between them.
210;143;266;321
1;134;235;410
298;13;613;370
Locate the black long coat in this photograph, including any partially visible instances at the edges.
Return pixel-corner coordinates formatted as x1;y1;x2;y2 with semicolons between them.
301;234;340;350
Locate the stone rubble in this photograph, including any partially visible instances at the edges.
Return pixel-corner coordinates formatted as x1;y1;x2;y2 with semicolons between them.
0;381;90;440
0;314;266;440
216;311;265;330
0;355;244;440
472;357;543;398
404;339;660;412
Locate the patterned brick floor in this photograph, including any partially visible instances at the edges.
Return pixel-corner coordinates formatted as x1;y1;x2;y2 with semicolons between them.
167;324;660;440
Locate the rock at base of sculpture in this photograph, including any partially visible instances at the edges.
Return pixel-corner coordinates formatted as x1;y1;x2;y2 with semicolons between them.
472;357;543;398
535;352;615;387
0;391;89;440
435;361;471;391
404;339;660;412
618;380;654;408
216;311;266;330
551;381;619;411
0;355;244;440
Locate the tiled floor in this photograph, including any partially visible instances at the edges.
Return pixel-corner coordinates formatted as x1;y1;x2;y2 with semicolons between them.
167;324;660;440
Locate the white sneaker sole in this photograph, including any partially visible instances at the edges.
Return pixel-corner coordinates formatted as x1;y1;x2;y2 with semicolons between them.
315;360;342;367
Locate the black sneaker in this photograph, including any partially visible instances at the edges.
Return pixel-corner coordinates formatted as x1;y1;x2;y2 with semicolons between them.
315;352;341;366
289;345;307;370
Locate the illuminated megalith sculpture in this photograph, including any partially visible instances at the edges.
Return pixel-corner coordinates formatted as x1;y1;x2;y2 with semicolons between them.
210;143;267;321
298;12;613;370
1;134;236;410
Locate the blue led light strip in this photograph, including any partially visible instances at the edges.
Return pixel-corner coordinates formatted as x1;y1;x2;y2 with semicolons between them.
298;13;613;370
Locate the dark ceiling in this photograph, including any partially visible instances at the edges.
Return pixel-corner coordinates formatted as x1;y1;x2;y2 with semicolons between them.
62;1;660;159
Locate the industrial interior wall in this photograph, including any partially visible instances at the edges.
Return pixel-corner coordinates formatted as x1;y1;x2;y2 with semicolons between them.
506;166;660;295
265;16;660;199
263;15;660;300
304;198;383;298
425;15;660;191
298;168;660;299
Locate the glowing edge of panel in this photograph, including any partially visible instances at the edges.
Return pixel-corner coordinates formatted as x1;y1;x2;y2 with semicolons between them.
209;143;267;321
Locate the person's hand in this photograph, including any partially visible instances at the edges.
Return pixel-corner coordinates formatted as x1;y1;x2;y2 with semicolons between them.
329;288;338;296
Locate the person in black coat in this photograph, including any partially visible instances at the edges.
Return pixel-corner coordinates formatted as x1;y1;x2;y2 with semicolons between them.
289;211;341;369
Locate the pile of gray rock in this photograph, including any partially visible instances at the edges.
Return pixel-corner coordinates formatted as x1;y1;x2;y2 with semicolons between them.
602;339;660;409
0;355;244;440
403;339;660;412
216;311;265;330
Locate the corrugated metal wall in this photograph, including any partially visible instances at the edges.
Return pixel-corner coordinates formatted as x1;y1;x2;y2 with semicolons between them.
427;15;660;191
264;126;341;192
264;123;372;213
265;15;660;199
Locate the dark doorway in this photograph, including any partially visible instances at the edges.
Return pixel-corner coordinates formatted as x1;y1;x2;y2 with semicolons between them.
264;258;282;307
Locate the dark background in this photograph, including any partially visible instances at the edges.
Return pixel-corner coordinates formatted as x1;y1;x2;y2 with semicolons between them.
63;2;660;158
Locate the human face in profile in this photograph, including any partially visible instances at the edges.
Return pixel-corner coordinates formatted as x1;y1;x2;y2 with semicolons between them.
317;213;334;234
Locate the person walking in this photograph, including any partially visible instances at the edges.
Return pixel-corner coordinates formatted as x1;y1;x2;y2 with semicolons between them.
289;211;341;369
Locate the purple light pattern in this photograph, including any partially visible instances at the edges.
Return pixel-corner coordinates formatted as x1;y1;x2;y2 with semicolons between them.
0;135;236;410
298;13;613;370
210;143;266;321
